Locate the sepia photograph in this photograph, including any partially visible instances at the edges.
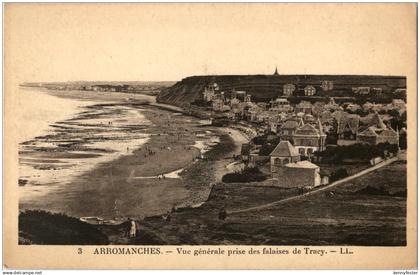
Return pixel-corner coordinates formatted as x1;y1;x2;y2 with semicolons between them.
3;2;417;270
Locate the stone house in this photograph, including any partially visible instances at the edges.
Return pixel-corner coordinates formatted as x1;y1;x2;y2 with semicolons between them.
272;160;322;188
269;140;300;177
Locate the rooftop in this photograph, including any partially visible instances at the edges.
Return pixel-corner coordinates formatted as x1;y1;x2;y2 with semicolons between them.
286;160;319;169
270;141;300;157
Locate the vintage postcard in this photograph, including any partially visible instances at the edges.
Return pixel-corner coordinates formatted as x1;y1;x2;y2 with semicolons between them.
3;3;417;270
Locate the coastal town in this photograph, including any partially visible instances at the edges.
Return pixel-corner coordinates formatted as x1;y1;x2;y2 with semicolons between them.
7;3;416;271
18;70;408;246
173;69;407;191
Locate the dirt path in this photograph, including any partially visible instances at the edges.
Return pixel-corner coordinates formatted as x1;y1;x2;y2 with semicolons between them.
228;156;399;215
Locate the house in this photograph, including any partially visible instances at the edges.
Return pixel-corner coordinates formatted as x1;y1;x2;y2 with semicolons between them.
269;98;293;113
230;97;241;108
304;85;316;96
283;84;296;96
203;85;215;101
337;114;360;144
356;113;399;145
371;87;383;94
256;111;271;123
352;87;371;95
311;102;325;116
392;88;407;99
245;104;262;122
248;147;270;167
303;113;315;124
391;99;406;110
362;102;374;111
272;160;322;188
279;118;304;141
324;97;342;112
321;80;334;91
244;94;252;103
241;143;253;162
267;114;283;133
212;98;224;112
269;140;301;177
319;110;334;124
345;103;362;112
371;103;385;113
292;119;327;157
231;90;247;101
295;101;313;114
230;97;247;117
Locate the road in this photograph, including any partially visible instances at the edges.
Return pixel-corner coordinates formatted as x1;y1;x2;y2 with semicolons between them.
228;156;399;215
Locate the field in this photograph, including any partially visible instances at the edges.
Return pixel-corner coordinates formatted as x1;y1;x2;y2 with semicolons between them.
19;154;407;245
133;159;406;245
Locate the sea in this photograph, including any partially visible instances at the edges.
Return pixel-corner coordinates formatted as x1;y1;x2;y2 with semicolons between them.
17;87;220;221
18;87;152;217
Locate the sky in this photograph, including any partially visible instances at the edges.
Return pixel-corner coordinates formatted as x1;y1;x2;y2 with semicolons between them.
5;3;417;82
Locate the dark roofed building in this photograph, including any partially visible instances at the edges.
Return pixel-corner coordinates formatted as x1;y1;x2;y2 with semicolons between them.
337;114;360;140
295;101;313;114
279;117;304;142
270;140;301;177
356;113;399;145
292;119;327;157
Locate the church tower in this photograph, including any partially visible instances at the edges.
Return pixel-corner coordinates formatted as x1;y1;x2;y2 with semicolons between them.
273;66;279;76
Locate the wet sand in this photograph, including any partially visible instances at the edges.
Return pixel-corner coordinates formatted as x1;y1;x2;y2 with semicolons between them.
20;90;245;220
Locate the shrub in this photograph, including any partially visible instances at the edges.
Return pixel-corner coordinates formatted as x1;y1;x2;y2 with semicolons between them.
19;210;109;245
259;143;278;156
222;167;266;183
317;142;398;163
330;168;348;181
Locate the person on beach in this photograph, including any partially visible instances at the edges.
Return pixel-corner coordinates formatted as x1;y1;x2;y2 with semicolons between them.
129;219;137;238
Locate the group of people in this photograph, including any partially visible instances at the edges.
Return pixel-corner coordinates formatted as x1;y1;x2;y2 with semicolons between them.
157;174;166;180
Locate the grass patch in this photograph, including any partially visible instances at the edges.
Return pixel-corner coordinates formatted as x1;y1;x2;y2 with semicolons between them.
222;167;267;183
19;210;109;245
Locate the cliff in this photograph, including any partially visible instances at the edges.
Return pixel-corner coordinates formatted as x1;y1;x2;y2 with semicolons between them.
156;74;406;107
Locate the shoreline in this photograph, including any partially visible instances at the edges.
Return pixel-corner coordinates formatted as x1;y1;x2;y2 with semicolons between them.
19;90;246;221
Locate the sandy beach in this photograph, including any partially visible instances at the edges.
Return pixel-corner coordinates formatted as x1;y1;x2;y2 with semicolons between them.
19;88;246;220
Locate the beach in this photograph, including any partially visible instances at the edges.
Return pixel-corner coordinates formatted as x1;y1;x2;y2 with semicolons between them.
19;88;247;220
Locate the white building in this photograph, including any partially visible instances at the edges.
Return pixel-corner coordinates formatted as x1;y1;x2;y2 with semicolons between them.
304;85;316;96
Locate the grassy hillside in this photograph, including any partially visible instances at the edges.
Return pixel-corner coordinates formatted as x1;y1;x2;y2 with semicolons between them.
157;74;406;107
19;210;109;245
